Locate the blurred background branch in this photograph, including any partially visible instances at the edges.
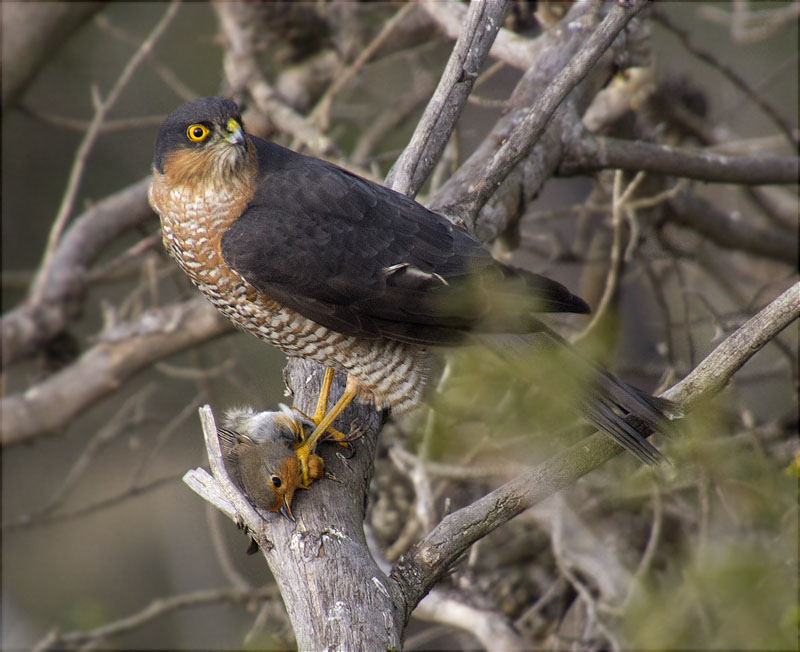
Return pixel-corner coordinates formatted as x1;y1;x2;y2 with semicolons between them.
3;1;797;650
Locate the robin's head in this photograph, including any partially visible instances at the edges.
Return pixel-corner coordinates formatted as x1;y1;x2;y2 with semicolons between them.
244;441;304;521
218;428;304;521
153;97;255;191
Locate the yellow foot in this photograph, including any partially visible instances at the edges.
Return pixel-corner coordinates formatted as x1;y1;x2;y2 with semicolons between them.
293;408;351;446
305;452;325;487
294;370;359;487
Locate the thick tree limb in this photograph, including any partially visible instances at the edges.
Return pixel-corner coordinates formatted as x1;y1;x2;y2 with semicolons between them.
1;299;231;446
444;0;648;223
428;1;647;240
420;0;538;71
385;0;509;197
186;364;398;651
390;281;799;619
663;191;798;266
560;134;799;185
1;178;154;367
2;2;107;107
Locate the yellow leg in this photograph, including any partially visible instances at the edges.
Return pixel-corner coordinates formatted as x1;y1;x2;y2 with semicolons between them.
313;367;335;424
295;382;358;487
298;367;349;444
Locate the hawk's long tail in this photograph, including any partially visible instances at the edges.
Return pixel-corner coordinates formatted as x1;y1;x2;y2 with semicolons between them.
480;330;678;465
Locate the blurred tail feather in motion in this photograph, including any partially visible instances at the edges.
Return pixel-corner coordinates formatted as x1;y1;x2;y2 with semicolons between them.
481;330;679;465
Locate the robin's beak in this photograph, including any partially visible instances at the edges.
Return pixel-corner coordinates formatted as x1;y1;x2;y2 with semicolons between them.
279;496;295;522
226;118;247;148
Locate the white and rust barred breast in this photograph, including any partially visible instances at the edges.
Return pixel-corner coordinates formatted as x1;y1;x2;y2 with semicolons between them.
149;178;428;412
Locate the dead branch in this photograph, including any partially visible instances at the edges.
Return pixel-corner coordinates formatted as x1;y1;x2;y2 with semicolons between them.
664;190;797;266
35;585;280;652
427;0;653;247
385;0;509;197
185;369;397;651
443;0;648;224
2;178;154;367
1;299;231;446
560;134;799;185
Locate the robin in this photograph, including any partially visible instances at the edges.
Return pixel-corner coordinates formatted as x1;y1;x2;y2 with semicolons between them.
217;404;323;521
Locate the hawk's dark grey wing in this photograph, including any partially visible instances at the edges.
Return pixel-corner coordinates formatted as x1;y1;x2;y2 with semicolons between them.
220;138;589;346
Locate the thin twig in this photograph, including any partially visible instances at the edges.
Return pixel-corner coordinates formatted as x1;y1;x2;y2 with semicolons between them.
2;473;182;532
94;12;198;101
35;586;278;651
385;0;509;196
18;105;166;133
31;1;180;306
311;3;416;132
206;504;251;591
574;171;646;341
623;479;664;609
34;385;156;518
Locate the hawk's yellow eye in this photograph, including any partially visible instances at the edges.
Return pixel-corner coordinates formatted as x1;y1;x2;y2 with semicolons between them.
186;124;210;142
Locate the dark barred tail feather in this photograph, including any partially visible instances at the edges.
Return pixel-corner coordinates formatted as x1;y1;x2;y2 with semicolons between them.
480;330;678;465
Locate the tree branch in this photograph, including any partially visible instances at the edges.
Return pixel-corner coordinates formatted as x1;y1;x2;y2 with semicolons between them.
185;365;400;650
664;190;797;266
212;1;337;157
652;8;798;151
35;586;279;651
390;281;799;619
385;0;509;197
1;299;231;446
560;134;800;185
420;0;538;71
2;178;154;367
448;0;648;223
428;1;646;240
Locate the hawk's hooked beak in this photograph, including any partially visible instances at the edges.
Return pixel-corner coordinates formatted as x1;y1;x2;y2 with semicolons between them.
226;118;247;148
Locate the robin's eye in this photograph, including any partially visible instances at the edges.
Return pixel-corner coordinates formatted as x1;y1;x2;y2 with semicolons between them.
186;124;210;142
271;475;282;488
